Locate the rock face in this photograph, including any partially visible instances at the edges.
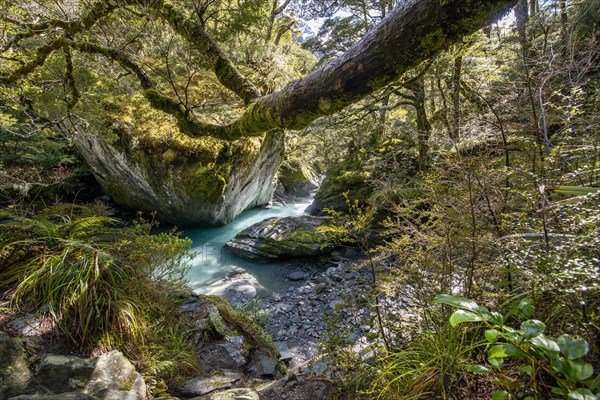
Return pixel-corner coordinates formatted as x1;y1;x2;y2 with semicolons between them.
0;333;32;400
307;139;418;215
196;387;260;400
177;371;243;397
0;342;145;400
277;165;318;199
74;130;283;226
35;351;146;400
224;216;333;262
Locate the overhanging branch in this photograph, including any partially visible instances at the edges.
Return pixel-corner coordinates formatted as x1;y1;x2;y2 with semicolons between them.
70;40;222;137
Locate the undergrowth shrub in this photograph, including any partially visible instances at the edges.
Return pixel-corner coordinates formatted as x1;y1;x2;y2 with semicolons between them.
0;204;198;393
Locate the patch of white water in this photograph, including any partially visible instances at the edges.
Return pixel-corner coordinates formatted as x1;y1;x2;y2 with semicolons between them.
183;199;312;295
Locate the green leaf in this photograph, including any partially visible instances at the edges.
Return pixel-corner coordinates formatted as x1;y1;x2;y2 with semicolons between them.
489;357;504;368
449;309;482;326
521;319;545;339
550;185;600;195
478;308;503;324
530;334;560;353
553;357;570;375
517;365;533;376
466;364;491;375
488;344;527;365
567;388;597;400
485;329;501;344
566;360;594;382
489;311;504;326
492;390;509;400
552;387;568;395
433;294;480;311
510;298;535;318
558;335;589;360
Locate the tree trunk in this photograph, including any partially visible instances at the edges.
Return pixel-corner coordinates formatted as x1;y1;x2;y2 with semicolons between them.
372;94;390;144
1;0;517;142
413;77;432;171
529;0;537;17
451;55;462;142
213;0;517;141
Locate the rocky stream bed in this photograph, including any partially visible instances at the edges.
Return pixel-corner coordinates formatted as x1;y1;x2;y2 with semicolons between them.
0;215;417;400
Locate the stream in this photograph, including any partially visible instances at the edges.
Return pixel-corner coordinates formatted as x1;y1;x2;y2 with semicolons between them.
183;198;312;296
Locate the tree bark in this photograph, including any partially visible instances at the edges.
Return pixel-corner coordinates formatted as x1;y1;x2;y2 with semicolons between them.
412;77;432;171
451;55;462;142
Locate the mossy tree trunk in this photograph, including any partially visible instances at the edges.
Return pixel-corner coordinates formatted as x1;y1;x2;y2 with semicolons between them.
2;0;516;142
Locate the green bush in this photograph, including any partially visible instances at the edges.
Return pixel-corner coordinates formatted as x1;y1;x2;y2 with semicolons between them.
434;294;600;400
0;205;192;349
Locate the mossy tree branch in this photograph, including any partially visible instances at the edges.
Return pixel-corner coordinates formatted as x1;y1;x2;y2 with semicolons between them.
1;0;516;142
1;0;121;52
70;40;221;137
0;38;65;84
63;47;79;111
211;0;516;141
131;0;261;105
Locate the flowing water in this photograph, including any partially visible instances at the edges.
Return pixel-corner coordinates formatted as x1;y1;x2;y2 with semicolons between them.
183;199;312;295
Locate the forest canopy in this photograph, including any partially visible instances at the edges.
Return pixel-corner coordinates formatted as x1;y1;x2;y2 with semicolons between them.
1;0;515;143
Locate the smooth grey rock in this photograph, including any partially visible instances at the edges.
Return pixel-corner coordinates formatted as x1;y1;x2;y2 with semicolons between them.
8;393;98;400
178;371;242;397
273;342;293;363
5;314;54;337
216;337;246;369
256;355;279;378
198;345;241;372
287;271;307;281
192;387;259;400
36;350;145;400
224;216;333;262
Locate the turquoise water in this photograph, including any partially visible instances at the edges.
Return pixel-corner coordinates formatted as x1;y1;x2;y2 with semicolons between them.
183;200;311;294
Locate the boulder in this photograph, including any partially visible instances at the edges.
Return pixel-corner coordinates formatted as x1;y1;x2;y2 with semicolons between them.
287;272;307;281
191;388;259;400
198;337;247;372
35;350;145;400
74;120;283;226
8;393;98;400
0;333;33;400
5;314;54;337
273;342;293;363
177;371;243;397
224;216;333;262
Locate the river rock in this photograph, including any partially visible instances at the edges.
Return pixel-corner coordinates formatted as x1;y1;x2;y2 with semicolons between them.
224;216;333;262
273;342;293;363
287;271;307;281
248;355;279;378
5;314;54;337
8;393;98;399
192;387;259;400
35;350;146;400
177;371;243;397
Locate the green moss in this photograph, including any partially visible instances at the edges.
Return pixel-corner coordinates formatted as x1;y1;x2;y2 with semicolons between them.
103;94;226;165
182;166;229;204
201;295;285;376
